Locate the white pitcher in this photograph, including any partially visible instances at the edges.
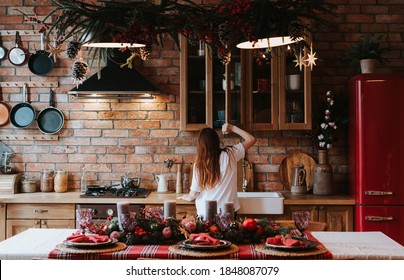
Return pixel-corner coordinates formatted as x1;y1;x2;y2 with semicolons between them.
156;174;168;192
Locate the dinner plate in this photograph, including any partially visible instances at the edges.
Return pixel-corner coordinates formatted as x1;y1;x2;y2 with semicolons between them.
265;240;318;251
178;239;232;251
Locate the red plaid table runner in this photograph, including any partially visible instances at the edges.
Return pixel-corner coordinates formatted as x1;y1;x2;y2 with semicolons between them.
49;231;332;260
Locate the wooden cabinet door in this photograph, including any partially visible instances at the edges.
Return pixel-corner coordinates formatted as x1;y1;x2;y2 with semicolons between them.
40;219;75;229
176;205;197;219
319;205;353;232
6;220;40;238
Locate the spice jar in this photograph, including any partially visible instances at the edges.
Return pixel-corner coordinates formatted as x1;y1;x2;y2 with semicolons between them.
40;169;54;192
21;174;38;193
54;169;68;193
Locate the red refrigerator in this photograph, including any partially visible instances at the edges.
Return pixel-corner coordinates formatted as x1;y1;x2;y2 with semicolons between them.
349;74;404;246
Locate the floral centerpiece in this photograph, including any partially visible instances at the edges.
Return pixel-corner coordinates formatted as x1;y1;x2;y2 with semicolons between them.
86;208;292;245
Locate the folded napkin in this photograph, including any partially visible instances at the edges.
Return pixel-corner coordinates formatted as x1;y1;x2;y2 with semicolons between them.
189;233;221;245
266;234;306;246
66;233;110;243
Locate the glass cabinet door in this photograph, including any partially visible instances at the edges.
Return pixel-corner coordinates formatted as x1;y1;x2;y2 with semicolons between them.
245;50;279;130
180;36;244;131
180;36;212;131
279;47;312;130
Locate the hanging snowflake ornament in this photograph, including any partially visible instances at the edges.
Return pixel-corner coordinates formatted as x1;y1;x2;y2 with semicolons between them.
304;45;318;71
71;59;89;87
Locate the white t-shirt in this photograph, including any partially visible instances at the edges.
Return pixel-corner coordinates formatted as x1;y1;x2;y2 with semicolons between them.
190;143;245;218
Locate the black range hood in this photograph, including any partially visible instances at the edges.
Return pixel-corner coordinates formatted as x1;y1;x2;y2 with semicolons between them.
68;59;160;99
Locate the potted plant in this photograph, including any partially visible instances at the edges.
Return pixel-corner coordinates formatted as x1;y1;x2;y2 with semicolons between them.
345;34;388;73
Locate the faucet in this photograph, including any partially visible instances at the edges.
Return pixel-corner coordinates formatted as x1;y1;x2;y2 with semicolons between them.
163;159;175;170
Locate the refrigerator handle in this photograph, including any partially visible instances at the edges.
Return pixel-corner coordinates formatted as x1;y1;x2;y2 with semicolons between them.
364;191;393;196
365;216;394;222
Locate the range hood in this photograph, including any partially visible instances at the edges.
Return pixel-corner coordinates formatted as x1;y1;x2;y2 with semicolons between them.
68;60;160;99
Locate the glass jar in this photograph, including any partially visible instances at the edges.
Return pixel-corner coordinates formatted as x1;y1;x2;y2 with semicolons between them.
21;174;38;193
40;169;54;192
54;169;68;193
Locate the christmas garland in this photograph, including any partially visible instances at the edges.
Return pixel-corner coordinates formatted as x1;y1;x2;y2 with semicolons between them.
87;208;292;245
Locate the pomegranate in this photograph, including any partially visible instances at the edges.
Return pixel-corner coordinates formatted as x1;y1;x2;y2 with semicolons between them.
242;218;257;232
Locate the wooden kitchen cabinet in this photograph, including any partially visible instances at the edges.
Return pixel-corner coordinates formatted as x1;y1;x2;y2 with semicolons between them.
6;203;75;238
180;36;244;131
245;46;311;130
285;204;353;232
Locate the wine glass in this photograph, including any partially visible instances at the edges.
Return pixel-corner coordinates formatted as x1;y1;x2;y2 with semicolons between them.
120;212;137;233
76;208;93;234
293;211;310;236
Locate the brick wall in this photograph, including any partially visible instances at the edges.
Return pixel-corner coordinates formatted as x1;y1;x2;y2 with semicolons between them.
0;0;403;193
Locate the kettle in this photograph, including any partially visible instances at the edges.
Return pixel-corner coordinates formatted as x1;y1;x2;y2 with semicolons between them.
156;174;168;192
291;163;307;194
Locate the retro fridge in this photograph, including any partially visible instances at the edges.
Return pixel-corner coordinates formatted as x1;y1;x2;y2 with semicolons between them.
349;74;404;246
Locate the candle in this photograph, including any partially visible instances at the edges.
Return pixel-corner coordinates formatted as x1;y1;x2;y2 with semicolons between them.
205;200;217;220
224;202;235;221
117;201;130;230
164;200;176;219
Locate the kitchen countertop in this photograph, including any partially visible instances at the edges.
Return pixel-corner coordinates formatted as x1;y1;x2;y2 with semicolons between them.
0;190;355;205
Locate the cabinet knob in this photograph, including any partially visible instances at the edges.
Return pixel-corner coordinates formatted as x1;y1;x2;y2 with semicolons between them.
42;221;47;226
35;220;40;225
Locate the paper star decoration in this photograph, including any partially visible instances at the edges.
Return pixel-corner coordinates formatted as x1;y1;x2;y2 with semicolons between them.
47;43;62;62
293;51;307;71
305;47;318;70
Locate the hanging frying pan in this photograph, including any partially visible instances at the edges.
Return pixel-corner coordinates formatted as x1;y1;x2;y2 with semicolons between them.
28;32;54;76
0;87;11;126
0;34;7;63
8;31;28;66
37;89;64;134
9;84;36;128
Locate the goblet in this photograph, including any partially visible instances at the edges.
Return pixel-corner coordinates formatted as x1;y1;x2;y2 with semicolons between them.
76;208;93;234
293;211;310;236
120;212;137;233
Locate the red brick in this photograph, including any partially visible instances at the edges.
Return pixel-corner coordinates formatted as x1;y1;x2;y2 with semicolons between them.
150;130;178;138
127;155;154;163
376;14;404;23
50;146;79;154
97;154;126;163
127;111;148;119
103;130;129;138
108;146;135;154
83;120;113;129
74;129;102;137
91;138;119;146
98;112;127;119
68;154;97;163
78;146;107;154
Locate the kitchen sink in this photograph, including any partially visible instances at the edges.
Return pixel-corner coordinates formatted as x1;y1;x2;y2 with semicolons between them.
237;192;284;214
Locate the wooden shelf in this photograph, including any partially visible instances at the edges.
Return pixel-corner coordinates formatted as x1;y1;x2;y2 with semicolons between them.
0;135;58;141
0;82;58;88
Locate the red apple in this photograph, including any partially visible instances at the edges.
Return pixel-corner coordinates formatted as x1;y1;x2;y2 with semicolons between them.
242;218;258;232
162;227;172;238
255;225;264;236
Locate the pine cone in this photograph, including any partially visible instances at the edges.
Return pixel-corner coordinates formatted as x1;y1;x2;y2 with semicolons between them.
218;22;232;46
288;21;305;41
71;60;89;86
139;45;152;61
66;41;81;60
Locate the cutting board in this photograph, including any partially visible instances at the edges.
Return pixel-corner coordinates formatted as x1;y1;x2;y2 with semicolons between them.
237;159;254;192
279;152;316;191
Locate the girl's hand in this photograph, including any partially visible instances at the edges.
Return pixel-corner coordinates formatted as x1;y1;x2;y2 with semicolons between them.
222;123;233;135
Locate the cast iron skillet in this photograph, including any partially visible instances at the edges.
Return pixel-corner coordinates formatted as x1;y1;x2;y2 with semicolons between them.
36;89;64;134
9;84;36;128
28;32;54;76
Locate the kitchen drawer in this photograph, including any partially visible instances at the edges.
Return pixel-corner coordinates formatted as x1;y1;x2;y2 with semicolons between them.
7;204;75;219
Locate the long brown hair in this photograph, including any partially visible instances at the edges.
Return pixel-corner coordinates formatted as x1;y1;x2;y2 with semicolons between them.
195;128;231;190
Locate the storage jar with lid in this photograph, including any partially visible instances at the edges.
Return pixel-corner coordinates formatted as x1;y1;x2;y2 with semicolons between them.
21;174;38;193
54;169;68;193
40;169;54;192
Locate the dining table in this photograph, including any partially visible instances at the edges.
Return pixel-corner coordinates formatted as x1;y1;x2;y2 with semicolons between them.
1;228;404;260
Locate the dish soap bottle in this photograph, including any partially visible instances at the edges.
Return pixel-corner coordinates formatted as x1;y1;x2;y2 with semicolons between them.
80;166;87;193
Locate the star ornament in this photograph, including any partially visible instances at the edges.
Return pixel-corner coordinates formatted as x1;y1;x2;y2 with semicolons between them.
305;47;318;70
47;43;62;62
293;51;307;71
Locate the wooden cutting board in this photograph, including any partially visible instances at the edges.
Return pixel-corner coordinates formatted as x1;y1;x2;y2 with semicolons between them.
279;152;316;191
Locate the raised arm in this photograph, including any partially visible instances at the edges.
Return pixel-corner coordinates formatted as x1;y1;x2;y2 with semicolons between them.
222;123;256;151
